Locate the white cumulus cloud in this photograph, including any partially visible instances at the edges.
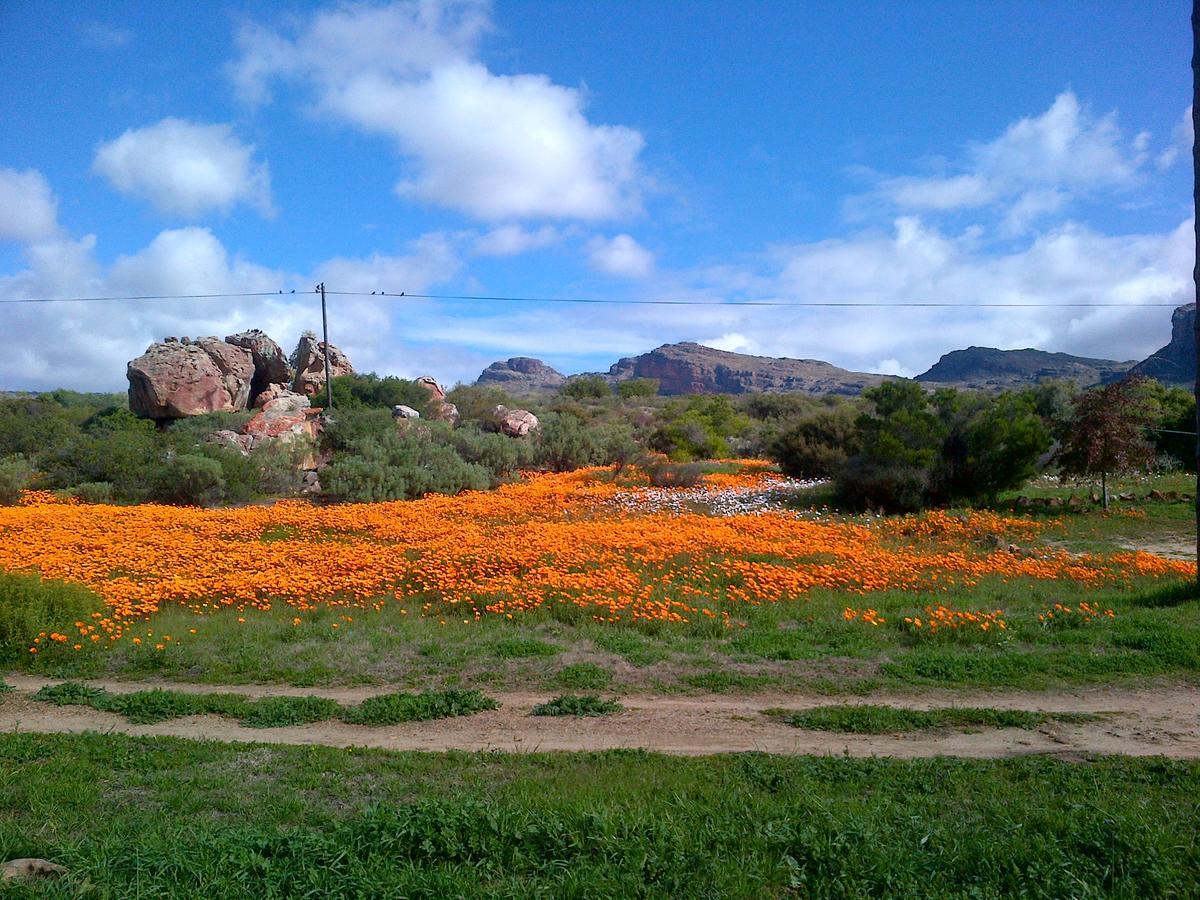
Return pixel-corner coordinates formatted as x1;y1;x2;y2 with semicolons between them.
230;0;645;221
866;91;1151;233
0;168;60;243
587;234;654;278
93;118;274;218
473;224;562;257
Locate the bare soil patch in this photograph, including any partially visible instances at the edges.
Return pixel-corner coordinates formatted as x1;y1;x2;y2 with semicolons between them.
3;675;1197;759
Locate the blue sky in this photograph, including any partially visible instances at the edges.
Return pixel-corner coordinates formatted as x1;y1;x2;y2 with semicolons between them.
0;0;1192;391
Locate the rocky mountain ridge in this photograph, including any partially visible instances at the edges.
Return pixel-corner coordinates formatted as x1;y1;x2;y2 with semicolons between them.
915;347;1135;390
471;303;1196;396
1129;303;1196;385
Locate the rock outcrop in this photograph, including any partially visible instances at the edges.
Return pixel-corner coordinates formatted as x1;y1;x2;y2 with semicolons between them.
291;334;355;397
415;375;459;424
225;329;292;403
477;357;566;392
1130;303;1196;385
604;342;886;396
915;346;1135;390
127;337;254;419
491;405;539;437
216;390;321;469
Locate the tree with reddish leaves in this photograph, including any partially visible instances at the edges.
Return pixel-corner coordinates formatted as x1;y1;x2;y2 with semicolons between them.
1058;377;1157;509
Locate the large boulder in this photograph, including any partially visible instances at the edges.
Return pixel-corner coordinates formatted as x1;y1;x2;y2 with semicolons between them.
244;402;322;468
415;375;459;424
291;334;354;397
128;337;254;419
225;329;292;402
491;405;539;437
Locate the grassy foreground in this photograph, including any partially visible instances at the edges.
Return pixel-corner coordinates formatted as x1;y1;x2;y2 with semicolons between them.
1;733;1197;897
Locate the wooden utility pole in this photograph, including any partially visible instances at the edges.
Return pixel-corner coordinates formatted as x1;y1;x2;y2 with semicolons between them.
1194;1;1199;585
318;282;334;410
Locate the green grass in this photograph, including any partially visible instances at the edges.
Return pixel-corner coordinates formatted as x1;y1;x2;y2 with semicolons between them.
340;689;500;725
11;485;1200;695
548;662;613;690
1;732;1197;897
764;704;1101;733
33;683;499;728
531;694;623;717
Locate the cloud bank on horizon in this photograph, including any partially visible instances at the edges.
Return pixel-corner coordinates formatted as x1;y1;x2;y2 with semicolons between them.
0;0;1192;392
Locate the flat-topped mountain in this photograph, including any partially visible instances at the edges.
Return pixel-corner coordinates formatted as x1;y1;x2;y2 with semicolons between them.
1130;303;1196;385
477;357;566;392
603;342;886;395
915;347;1135;390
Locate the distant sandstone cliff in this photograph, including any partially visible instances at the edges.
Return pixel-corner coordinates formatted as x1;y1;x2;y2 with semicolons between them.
476;357;566;392
1129;303;1196;386
602;342;886;395
914;347;1135;390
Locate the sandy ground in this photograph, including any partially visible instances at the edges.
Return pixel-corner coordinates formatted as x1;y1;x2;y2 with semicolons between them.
2;675;1198;759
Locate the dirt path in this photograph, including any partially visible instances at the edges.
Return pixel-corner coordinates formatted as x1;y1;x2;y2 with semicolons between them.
3;675;1198;758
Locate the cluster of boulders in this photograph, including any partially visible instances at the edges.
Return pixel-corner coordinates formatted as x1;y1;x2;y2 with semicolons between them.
1007;490;1193;511
491;404;539;437
127;330;352;419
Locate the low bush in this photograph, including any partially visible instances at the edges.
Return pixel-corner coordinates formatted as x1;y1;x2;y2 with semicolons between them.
640;455;705;488
0;455;35;504
342;689;500;725
71;481;114;504
764;704;1097;733
531;694;623;717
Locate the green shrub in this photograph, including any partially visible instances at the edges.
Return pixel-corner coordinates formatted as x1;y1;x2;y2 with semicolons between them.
239;695;342;728
342;689;500;725
71;481;114;504
328;373;431;413
764;704;1097;733
323;428;490;502
0;571;104;665
451;428;521;483
640;455;704;488
559;376;612;400
151;453;226;506
0;455;35;504
616;378;659;399
651;396;749;461
531;694;623;717
770;407;858;479
445;384;518;425
534;412;599;472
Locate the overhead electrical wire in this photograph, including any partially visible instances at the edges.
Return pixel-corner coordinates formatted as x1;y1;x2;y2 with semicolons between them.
0;288;1183;308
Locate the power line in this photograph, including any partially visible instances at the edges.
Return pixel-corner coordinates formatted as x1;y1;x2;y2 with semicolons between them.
0;288;1186;308
318;290;1190;309
0;291;313;305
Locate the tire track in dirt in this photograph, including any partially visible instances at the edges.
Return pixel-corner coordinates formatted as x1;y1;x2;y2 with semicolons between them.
3;676;1197;759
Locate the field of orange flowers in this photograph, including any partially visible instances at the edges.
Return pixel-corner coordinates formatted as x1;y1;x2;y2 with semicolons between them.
3;464;1191;652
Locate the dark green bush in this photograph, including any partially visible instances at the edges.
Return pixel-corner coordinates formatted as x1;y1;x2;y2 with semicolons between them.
651;396;749;461
531;694;623;717
342;689;500;725
559;376;612;400
328;373;431;413
71;482;114;504
770;407;858;478
151;453;226;506
616;378;659;399
323;428;490;502
534;412;599;472
0;455;35;504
